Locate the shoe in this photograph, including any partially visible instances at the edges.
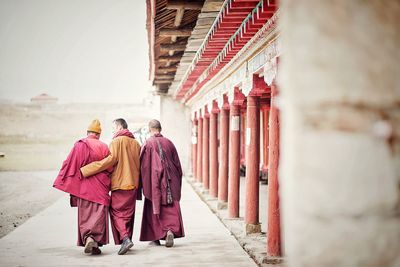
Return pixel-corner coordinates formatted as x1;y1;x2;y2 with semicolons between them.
84;237;98;254
118;237;133;255
91;247;102;255
165;230;174;248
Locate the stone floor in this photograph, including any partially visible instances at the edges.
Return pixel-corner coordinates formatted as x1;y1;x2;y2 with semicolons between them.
188;175;285;267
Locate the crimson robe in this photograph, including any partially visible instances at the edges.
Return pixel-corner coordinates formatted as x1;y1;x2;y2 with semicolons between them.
53;136;111;206
53;135;111;246
139;133;185;241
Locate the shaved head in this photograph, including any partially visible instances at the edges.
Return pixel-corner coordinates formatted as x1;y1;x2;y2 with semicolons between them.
148;119;162;132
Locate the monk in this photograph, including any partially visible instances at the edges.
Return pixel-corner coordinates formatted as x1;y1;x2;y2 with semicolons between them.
53;119;111;255
81;118;141;255
139;119;185;247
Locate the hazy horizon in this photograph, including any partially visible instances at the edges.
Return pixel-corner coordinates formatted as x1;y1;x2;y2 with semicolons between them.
0;0;151;104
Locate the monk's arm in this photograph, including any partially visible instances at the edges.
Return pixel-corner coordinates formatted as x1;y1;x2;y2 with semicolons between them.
80;141;118;177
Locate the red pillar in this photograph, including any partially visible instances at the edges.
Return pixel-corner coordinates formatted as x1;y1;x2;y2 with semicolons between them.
217;96;230;209
244;93;261;234
267;82;281;256
228;88;245;218
202;107;210;189
192;114;198;178
197;112;203;183
262;108;270;172
240;111;246;166
209;102;219;198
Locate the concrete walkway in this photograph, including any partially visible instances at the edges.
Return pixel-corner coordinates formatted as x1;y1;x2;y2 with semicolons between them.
0;179;257;267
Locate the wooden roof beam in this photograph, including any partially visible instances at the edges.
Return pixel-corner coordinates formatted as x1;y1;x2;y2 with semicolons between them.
170;8;185;44
160;43;187;51
155;74;175;79
154;80;173;85
159;28;192;37
157;66;178;72
166;0;203;10
157;55;183;62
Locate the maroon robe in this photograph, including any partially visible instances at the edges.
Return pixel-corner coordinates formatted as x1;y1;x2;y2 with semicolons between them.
139;133;185;241
110;189;137;244
53;135;111;246
77;198;109;247
108;129;139;245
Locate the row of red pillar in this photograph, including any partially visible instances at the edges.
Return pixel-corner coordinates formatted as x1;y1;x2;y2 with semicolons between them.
191;76;281;257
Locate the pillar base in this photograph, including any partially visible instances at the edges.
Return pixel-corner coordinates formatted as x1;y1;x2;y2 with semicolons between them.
262;256;284;264
217;201;228;210
245;223;261;235
201;189;209;195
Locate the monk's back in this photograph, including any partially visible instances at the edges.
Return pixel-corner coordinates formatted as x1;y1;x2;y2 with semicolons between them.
110;136;141;191
85;137;109;161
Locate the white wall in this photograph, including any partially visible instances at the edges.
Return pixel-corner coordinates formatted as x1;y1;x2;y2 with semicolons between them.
159;96;192;176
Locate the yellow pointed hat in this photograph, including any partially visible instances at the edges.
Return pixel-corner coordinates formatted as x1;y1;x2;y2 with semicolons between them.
87;119;102;134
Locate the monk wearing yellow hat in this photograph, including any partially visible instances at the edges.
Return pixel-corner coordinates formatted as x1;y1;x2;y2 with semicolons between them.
53;119;111;255
81;118;141;255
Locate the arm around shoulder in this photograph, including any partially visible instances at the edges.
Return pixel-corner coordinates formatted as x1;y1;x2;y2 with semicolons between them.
80;140;119;177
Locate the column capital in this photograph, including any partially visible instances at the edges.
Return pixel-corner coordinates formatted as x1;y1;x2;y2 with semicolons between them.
247;74;270;97
203;105;210;118
210;100;220;114
228;87;246;106
217;94;230;110
197;108;203;119
191;111;198;122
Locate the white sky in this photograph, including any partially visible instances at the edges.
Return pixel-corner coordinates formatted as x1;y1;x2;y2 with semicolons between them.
0;0;151;103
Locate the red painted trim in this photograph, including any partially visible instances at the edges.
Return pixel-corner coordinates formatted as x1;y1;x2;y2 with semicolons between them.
176;1;277;101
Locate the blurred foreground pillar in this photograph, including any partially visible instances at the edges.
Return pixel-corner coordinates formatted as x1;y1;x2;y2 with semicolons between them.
280;1;400;266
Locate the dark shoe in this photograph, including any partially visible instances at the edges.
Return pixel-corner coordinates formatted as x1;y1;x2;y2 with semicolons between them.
148;240;161;246
118;237;133;255
84;237;98;254
91;247;102;255
165;230;174;248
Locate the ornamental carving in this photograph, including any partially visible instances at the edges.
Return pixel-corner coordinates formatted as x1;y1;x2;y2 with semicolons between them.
241;74;253;97
264;56;277;86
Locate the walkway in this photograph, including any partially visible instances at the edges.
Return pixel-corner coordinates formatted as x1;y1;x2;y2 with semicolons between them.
0;178;257;267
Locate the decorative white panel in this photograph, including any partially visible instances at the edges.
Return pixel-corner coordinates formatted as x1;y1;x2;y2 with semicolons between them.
227;86;235;104
242;74;253;97
231;116;240;131
264;56;277;86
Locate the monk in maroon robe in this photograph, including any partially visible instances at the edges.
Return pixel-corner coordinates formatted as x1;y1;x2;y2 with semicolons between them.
53;119;111;255
139;119;185;247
